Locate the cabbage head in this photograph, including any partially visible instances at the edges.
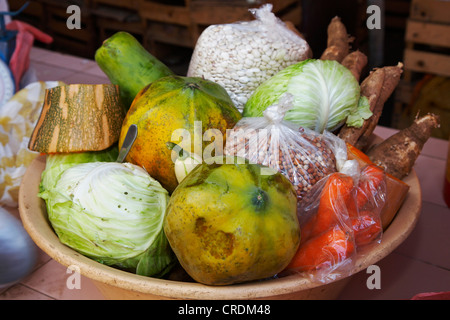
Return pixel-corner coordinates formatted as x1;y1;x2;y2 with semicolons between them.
40;147;118;192
243;59;372;133
39;155;175;277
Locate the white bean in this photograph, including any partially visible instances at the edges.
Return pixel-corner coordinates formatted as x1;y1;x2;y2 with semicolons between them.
187;13;310;112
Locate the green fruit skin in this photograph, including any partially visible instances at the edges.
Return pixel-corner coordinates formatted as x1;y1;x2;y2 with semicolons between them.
164;158;301;285
95;31;174;109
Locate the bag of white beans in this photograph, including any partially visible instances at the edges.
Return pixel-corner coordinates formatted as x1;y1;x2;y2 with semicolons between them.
187;3;311;112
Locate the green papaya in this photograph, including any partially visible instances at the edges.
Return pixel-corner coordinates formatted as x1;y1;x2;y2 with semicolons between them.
95;31;174;109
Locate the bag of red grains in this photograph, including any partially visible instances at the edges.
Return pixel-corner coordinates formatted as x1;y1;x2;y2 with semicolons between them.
224;93;341;201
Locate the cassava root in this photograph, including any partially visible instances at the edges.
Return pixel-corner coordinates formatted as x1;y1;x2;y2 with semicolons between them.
341;50;368;82
338;62;404;149
366;113;440;180
320;16;353;62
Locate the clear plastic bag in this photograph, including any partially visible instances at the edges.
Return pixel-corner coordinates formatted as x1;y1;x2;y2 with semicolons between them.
283;163;387;283
224;92;387;283
187;3;311;111
224;93;337;201
349;164;386;248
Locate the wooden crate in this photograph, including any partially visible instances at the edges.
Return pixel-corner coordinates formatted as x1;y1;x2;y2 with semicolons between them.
139;0;302;58
403;0;450;78
9;1;97;57
39;0;97;58
189;0;302;43
8;0;46;29
385;0;411;30
393;0;450;132
88;0;144;43
138;0;193;57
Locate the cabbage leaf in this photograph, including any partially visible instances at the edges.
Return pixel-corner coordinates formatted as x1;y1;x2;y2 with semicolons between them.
40;146;118;193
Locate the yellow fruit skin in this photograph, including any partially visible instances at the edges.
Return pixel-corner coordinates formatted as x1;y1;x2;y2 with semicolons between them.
164;159;300;285
119;76;242;192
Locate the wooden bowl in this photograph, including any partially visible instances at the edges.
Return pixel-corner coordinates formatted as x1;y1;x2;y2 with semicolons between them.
18;155;422;300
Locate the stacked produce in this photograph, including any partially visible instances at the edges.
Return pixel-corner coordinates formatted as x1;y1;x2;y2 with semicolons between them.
30;84;176;277
26;6;440;286
224;93;338;201
283;163;387;282
243;59;372;133
38;150;175;277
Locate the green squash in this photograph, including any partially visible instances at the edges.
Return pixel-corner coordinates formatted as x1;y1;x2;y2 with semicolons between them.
95;31;174;109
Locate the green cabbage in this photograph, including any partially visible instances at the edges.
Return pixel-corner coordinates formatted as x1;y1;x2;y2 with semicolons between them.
243;59;372;133
40;147;118;193
39;154;175;277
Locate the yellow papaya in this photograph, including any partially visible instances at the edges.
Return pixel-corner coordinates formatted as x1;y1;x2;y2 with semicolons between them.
164;157;300;285
119;76;242;192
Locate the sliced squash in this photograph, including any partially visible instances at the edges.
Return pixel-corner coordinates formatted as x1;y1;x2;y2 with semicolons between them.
28;84;125;153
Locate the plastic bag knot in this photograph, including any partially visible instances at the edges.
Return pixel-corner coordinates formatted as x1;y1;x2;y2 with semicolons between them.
262;93;294;124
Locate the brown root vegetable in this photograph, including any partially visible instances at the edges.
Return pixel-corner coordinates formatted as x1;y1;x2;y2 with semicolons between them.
341;50;368;82
338;62;403;148
366;113;440;180
337;94;377;145
355;63;403;149
338;67;386;145
320;16;352;62
360;64;386;98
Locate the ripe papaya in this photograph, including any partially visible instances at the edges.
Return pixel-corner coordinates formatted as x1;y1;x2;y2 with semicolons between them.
164;157;301;285
119;75;242;193
95;31;174;109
